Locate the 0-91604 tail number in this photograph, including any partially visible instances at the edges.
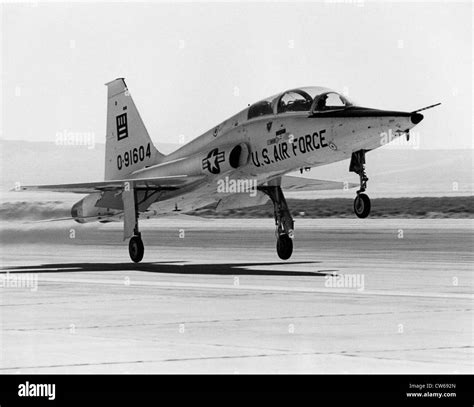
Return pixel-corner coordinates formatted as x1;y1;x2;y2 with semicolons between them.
117;143;151;170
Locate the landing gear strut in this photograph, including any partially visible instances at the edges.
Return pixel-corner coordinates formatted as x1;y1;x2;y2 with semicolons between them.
350;150;371;218
260;185;294;260
123;182;145;263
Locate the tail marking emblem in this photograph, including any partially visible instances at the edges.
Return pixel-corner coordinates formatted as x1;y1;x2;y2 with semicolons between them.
116;113;129;141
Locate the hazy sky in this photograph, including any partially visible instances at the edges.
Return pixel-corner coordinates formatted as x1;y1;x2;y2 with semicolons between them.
1;1;472;149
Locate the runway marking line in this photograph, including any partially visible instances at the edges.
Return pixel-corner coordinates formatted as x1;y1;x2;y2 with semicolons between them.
7;275;472;300
1;345;471;372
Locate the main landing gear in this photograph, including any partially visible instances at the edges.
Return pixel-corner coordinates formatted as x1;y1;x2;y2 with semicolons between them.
260;185;294;260
129;233;144;263
123;182;145;263
127;207;144;263
350;150;371;218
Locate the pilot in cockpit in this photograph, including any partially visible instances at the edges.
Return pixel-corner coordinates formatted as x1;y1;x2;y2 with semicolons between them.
316;94;328;111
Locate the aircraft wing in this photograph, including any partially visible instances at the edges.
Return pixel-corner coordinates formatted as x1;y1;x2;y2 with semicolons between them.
280;175;358;191
15;175;203;194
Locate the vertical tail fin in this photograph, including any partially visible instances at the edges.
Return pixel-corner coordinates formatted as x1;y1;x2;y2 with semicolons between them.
104;78;165;180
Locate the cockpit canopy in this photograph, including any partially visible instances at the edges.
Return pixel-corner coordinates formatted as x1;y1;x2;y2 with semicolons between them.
247;86;354;120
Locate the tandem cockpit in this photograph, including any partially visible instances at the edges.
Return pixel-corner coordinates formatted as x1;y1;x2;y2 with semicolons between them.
247;86;354;120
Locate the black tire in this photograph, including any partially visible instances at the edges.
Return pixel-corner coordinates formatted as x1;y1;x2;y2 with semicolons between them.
129;236;144;263
277;234;293;260
354;193;371;218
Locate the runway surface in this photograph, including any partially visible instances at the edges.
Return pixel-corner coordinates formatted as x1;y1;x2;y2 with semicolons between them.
1;218;473;373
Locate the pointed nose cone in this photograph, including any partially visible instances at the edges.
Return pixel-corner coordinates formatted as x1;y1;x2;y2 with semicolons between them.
411;112;424;125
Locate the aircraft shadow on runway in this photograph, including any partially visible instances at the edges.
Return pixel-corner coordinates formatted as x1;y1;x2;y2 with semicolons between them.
1;261;338;277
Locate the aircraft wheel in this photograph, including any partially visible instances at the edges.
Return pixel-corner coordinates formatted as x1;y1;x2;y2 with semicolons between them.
129;235;144;263
354;193;371;218
277;234;293;260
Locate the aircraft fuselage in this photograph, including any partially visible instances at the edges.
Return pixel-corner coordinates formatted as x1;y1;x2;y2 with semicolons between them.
74;85;423;219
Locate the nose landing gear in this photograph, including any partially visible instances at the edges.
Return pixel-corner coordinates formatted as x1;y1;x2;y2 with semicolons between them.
276;233;293;260
354;193;371;218
350;150;371;218
260;184;295;260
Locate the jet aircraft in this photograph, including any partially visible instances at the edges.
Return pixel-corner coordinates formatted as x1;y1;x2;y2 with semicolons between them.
18;78;439;262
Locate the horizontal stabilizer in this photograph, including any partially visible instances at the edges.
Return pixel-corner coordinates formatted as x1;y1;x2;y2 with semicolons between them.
281;176;357;192
14;175;203;194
